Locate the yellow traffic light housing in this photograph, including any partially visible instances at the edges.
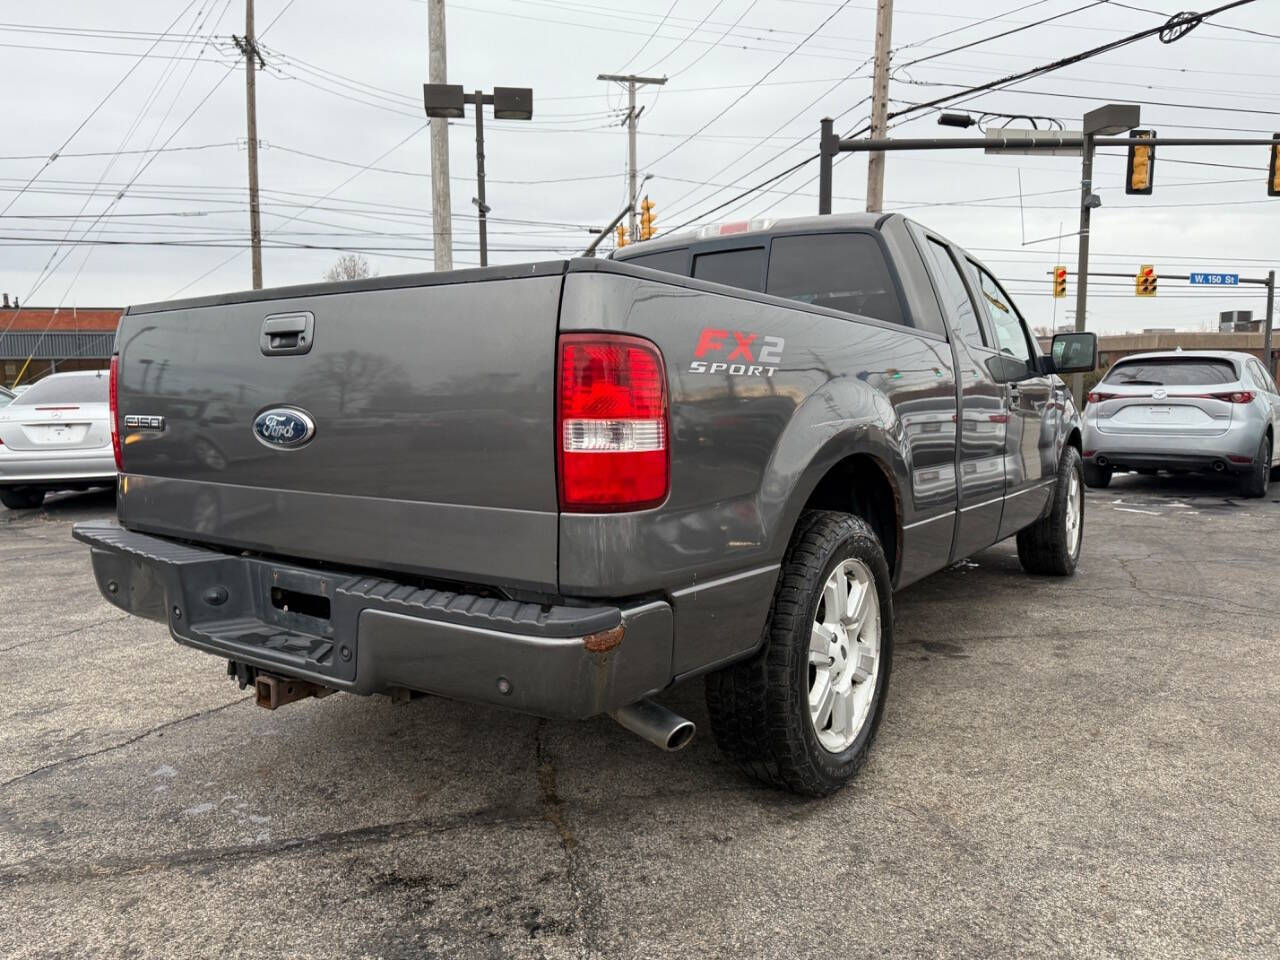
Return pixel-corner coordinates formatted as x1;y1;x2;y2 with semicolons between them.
1269;133;1280;197
639;196;656;241
1126;129;1155;195
616;224;628;248
1053;265;1067;300
1136;264;1157;297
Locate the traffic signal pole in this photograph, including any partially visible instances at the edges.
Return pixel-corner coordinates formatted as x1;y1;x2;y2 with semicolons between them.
1265;270;1276;380
817;123;1280;404
1072;131;1095;407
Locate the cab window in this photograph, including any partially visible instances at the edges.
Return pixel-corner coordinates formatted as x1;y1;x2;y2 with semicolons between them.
968;262;1035;365
764;233;905;327
692;247;766;292
921;238;984;347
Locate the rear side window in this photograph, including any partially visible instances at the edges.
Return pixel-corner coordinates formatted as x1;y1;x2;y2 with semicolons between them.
1103;358;1237;386
765;233;904;327
622;248;689;276
922;238;985;347
13;374;109;405
692;247;766;292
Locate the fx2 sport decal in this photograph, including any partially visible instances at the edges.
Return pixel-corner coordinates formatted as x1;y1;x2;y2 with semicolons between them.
689;327;785;378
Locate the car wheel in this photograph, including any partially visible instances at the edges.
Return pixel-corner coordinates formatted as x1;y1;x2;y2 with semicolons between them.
1017;446;1084;577
0;487;46;510
704;510;893;797
1082;460;1111;489
1239;433;1271;499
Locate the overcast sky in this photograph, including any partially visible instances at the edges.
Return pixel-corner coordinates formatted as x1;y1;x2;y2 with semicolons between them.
2;0;1277;333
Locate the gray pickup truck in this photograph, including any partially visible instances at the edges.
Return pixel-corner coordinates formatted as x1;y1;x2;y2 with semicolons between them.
75;213;1097;796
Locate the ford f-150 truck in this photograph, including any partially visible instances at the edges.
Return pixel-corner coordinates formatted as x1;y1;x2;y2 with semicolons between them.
74;213;1097;796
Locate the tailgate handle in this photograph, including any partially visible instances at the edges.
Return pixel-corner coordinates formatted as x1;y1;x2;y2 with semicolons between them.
261;312;314;356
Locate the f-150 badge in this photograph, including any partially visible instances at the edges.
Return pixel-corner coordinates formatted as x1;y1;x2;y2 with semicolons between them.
689;327;785;378
253;407;316;449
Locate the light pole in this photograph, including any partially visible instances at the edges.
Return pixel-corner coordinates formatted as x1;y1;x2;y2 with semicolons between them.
1073;104;1140;406
423;84;533;267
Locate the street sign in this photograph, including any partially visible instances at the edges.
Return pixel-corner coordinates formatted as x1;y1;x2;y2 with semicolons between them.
983;129;1084;157
1189;273;1239;286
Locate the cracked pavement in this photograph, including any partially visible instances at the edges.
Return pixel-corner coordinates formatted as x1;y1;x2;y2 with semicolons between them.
2;477;1278;959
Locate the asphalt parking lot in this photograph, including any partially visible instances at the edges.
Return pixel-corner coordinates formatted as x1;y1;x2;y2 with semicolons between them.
2;476;1278;960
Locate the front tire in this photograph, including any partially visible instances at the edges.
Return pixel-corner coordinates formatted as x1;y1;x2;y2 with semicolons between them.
0;487;45;510
705;510;894;797
1017;446;1084;576
1239;433;1271;499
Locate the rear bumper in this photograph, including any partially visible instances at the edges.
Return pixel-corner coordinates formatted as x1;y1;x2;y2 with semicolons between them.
1083;420;1259;472
72;520;673;720
0;449;115;486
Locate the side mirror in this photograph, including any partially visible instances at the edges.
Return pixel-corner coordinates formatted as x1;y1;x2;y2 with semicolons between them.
1048;332;1098;375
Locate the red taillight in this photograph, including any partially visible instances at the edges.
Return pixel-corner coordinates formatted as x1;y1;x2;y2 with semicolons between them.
557;333;669;512
1086;391;1115;405
1212;390;1254;404
109;354;122;471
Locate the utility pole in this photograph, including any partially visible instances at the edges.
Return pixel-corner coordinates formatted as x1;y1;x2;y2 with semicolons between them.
233;1;264;289
597;74;666;238
865;0;893;213
427;0;453;271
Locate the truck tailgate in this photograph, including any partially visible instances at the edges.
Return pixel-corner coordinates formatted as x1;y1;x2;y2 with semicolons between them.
115;264;565;591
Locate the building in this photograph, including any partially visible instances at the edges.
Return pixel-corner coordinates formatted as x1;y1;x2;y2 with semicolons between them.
0;300;121;387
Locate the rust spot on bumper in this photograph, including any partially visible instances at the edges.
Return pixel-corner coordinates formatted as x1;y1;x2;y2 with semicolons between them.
582;624;624;653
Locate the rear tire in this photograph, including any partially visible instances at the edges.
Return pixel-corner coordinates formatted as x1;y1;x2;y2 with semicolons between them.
704;510;893;797
1082;461;1112;489
0;487;45;510
1017;446;1084;577
1239;433;1271;499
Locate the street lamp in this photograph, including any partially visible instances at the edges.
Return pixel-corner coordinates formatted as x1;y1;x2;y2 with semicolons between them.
424;83;534;267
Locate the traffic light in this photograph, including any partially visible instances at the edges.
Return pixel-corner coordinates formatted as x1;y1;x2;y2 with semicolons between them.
639;196;656;240
1126;129;1155;195
1269;133;1280;197
616;224;628;248
1053;265;1067;300
1136;264;1157;297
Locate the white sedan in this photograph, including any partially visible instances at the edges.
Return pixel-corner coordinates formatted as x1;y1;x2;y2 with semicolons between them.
0;370;115;509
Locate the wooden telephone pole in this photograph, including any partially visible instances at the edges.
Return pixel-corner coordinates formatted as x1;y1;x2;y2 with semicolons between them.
233;0;264;289
865;0;893;213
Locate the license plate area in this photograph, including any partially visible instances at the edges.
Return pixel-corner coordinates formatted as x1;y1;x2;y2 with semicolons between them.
261;566;336;636
27;423;89;444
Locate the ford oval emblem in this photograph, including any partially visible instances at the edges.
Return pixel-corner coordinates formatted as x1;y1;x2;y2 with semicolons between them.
253;407;316;449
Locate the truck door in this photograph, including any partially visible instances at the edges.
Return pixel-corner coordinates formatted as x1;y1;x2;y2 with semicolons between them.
916;235;1005;559
964;260;1053;537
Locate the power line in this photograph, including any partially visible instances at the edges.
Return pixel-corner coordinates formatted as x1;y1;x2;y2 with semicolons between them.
647;0;855;170
0;0;204;221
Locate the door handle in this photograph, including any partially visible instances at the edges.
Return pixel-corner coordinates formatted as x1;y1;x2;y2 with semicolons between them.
260;311;314;356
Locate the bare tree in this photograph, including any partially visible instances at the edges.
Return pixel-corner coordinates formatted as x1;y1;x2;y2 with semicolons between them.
323;253;376;282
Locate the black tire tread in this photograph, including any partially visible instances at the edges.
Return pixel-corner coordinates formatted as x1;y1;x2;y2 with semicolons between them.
1239;433;1271;499
0;487;45;510
1017;446;1083;577
705;510;892;797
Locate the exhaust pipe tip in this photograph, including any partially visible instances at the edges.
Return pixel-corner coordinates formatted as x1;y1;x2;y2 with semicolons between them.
1213;460;1226;473
1095;455;1108;468
611;698;696;752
